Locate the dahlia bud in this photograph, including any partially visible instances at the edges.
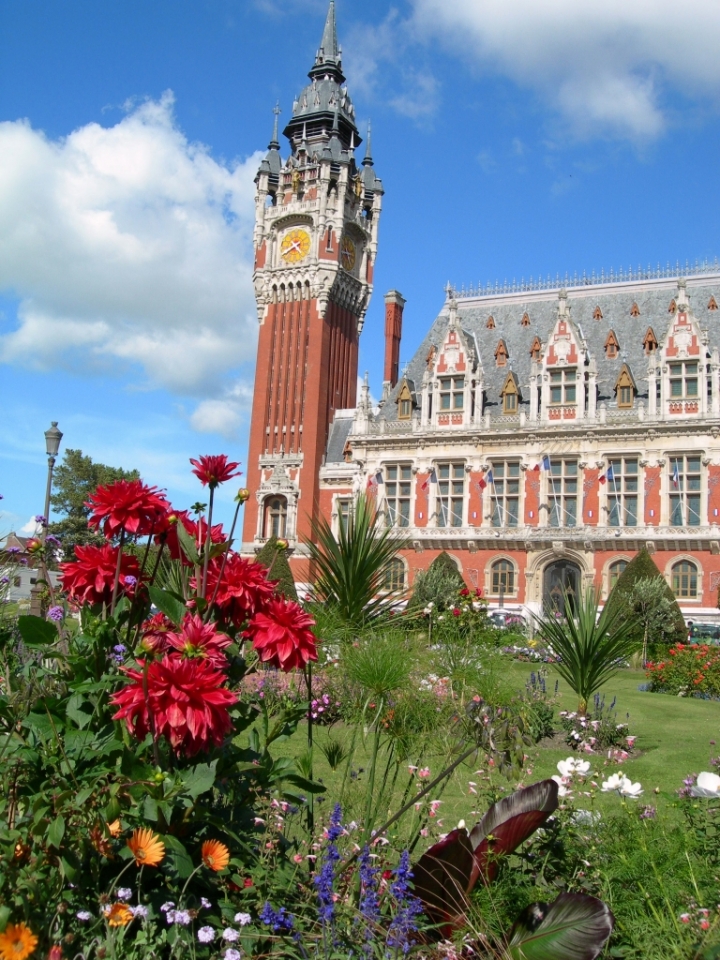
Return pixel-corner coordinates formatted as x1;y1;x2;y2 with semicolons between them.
276;538;289;550
167;514;179;525
48;946;63;960
235;488;250;504
26;538;43;553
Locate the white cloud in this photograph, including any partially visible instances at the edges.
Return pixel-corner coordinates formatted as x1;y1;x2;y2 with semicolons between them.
190;380;255;440
409;0;720;141
0;93;262;401
20;516;42;536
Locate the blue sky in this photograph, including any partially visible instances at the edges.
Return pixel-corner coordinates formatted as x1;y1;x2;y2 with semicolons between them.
2;0;720;533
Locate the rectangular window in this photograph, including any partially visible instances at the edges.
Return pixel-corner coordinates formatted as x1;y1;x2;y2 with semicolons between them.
503;391;517;413
439;377;465;411
669;361;699;399
384;464;412;528
548;459;578;528
619;385;633;407
607;458;639;527
669;455;702;527
549;369;576;404
491;461;521;528
437;463;465;527
337;498;353;532
399;398;411;419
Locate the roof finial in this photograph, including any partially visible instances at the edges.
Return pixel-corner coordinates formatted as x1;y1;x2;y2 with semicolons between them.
317;1;339;63
269;102;281;150
362;121;373;167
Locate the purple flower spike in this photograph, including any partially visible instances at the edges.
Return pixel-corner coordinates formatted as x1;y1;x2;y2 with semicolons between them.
47;606;64;623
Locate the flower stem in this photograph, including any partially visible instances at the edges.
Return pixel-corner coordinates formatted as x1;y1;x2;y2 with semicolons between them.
110;530;126;616
305;663;314;837
362;701;383;849
204;498;242;622
201;486;215;600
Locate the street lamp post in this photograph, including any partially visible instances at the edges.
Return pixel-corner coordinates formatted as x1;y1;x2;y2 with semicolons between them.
29;422;63;616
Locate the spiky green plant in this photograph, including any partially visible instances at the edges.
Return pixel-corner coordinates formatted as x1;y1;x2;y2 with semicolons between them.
535;588;639;713
303;493;409;627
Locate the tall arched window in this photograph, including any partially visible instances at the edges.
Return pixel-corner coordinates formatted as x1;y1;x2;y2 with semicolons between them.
608;559;628;592
264;496;288;539
672;560;698;599
491;559;515;596
383;558;406;592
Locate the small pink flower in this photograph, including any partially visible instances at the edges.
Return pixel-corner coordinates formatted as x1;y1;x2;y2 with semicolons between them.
418;767;431;780
680;914;690;923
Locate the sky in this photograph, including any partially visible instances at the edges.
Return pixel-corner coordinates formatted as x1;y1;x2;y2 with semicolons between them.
2;0;720;534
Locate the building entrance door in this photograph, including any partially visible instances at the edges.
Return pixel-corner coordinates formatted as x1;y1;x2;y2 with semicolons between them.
543;560;581;615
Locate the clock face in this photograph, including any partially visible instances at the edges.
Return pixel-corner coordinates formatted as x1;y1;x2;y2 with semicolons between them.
280;228;311;264
340;235;356;272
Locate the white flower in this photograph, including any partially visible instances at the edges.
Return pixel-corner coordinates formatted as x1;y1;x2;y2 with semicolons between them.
234;912;252;926
117;887;133;901
602;773;643;797
620;779;643;798
557;757;591;778
573;810;601;825
76;911;93;921
223;929;240;942
551;775;571;797
601;773;625;792
198;927;216;943
690;771;720;797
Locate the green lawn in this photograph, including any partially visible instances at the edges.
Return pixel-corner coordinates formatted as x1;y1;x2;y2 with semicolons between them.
261;662;720;829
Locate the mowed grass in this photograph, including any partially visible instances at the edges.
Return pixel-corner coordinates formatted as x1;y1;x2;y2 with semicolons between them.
256;660;720;829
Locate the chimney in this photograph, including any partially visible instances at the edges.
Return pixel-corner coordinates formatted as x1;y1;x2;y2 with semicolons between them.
383;290;405;390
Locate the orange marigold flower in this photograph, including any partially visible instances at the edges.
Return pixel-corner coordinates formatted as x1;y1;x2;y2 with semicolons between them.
103;903;133;927
107;820;122;838
0;922;39;960
127;828;165;867
201;839;230;872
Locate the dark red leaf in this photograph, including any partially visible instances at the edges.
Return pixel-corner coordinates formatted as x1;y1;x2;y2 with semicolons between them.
412;827;474;937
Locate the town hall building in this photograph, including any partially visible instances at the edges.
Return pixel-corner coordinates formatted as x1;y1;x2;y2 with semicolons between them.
242;1;720;621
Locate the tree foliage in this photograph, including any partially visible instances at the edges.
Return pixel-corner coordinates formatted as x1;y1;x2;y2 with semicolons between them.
255;536;298;601
408;551;466;611
48;448;139;559
604;548;686;647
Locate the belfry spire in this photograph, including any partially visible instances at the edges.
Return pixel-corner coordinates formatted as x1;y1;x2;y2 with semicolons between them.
319;0;339;63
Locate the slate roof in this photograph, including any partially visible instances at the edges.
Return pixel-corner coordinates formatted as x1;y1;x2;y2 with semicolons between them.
378;275;720;421
325;413;354;463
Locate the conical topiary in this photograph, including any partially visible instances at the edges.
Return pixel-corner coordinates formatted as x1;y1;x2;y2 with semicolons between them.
255;536;298;602
604;547;686;646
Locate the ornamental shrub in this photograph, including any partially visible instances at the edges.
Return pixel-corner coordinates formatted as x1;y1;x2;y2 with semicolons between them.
604;547;686;647
408;551;467;611
255;536;298;601
647;642;720;698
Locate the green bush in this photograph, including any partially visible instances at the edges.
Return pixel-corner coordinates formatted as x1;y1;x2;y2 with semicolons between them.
408;551;466;610
255;535;298;601
604;548;686;647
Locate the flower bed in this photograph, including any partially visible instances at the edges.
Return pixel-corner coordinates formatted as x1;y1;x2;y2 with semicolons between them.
647;642;720;698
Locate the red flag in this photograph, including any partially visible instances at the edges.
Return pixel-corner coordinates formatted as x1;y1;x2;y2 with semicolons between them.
599;474;607;484
478;476;487;490
532;463;540;472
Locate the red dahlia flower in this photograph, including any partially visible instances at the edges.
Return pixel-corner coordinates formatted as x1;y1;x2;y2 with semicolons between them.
203;554;276;626
245;597;317;672
60;544;142;606
190;454;241;489
140;611;174;653
87;479;169;539
166;614;232;669
110;654;237;756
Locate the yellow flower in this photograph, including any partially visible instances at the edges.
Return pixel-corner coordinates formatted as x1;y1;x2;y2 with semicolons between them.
127;828;165;867
0;922;39;960
103;903;133;927
201;839;230;872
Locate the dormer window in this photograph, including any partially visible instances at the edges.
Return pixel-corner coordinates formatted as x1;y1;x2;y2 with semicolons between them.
439;376;464;411
486;315;496;330
668;298;677;313
495;339;509;367
604;330;620;359
643;327;658;355
709;296;718;311
593;306;603;321
670;361;699;400
500;372;520;414
521;312;531;327
614;365;636;409
343;440;353;463
550;369;576;404
630;302;640;317
397;379;413;420
530;337;542;362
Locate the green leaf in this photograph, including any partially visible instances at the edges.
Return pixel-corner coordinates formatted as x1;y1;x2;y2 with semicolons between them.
0;906;10;933
144;797;159;821
66;694;93;729
508;893;614;960
48;815;66;849
181;760;218;799
283;774;326;794
75;787;94;808
18;615;58;647
149;586;187;626
175;521;200;565
164;835;194;878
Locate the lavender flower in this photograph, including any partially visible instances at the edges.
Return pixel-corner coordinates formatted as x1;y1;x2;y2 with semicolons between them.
76;911;93;921
233;913;251;926
197;927;215;943
314;803;343;928
358;845;380;956
168;909;191;926
222;929;240;942
260;902;295;932
34;515;47;526
45;535;62;547
0;577;9;585
160;902;175;913
117;887;132;901
224;951;242;960
387;850;423;955
47;605;64;623
131;905;148;919
7;547;20;555
201;897;212;909
124;575;137;588
639;805;656;820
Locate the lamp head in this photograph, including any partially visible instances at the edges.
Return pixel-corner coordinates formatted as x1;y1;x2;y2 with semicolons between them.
44;421;63;458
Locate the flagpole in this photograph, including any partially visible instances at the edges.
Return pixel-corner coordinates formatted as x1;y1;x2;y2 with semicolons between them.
610;467;621;527
490;474;504;527
545;456;561;526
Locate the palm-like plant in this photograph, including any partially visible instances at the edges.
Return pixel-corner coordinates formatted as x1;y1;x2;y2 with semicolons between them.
303;493;409;627
535;588;639;713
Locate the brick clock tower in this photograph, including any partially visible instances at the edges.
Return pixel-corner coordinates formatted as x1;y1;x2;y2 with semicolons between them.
242;1;383;580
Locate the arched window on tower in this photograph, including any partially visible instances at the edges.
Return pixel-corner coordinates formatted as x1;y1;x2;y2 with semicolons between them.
672;559;699;599
264;496;288;539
